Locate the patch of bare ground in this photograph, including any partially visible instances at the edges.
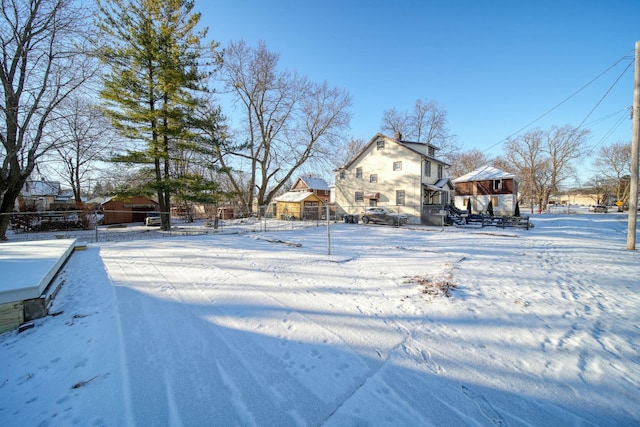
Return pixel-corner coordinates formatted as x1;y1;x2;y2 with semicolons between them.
404;275;457;298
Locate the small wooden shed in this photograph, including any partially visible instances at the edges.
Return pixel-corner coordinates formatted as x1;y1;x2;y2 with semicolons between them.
102;196;159;225
274;192;324;220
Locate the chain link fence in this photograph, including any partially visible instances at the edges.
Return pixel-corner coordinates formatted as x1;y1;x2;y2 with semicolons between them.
1;205;339;243
1;202;455;243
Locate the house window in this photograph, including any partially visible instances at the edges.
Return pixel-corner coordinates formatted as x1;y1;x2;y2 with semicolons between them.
355;191;364;202
356;167;362;178
393;161;402;171
370;174;378;183
396;190;405;206
493;180;502;191
376;140;385;150
428;146;435;157
339;170;345;179
424;161;431;177
437;164;443;179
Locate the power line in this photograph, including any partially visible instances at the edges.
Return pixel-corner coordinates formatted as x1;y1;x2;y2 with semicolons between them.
583;107;628;127
482;50;635;153
585;108;630;156
576;59;634;130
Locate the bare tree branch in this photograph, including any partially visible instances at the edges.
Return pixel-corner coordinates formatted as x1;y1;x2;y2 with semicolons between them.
0;0;95;239
217;40;351;211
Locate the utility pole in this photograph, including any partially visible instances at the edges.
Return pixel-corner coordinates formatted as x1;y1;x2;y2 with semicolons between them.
627;41;640;250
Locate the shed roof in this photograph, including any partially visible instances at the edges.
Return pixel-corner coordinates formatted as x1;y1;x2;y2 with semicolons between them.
100;196;158;206
274;191;322;203
452;166;515;183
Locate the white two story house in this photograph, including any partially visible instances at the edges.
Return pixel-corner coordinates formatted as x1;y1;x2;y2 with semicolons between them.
334;132;452;225
452;166;519;216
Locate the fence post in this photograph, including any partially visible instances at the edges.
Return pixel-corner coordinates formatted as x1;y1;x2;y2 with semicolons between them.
326;203;331;255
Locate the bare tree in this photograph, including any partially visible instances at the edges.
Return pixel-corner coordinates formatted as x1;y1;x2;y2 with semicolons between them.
334;137;367;169
593;141;632;207
447;149;491;179
0;0;95;239
584;175;616;205
381;98;459;160
500;125;589;212
43;96;119;204
217;40;351;212
545;125;589;194
380;108;409;137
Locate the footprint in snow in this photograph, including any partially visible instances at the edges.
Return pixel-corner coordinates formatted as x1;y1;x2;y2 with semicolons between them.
461;385;505;426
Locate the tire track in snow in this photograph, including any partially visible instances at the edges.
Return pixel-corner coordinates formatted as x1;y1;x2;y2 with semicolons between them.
111;241;380;425
104;246;275;425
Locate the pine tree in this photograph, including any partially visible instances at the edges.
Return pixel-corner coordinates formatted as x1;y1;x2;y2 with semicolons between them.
94;0;218;230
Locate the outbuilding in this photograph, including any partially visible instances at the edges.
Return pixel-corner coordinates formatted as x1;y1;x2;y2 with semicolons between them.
101;196;159;225
274;192;325;220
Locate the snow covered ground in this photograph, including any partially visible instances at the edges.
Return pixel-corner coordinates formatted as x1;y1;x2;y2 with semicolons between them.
1;212;639;426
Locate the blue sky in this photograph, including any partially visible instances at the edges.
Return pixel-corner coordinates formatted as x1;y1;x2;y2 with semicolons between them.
197;0;639;178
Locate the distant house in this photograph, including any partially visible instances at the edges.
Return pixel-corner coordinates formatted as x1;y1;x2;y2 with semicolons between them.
271;176;330;220
18;180;62;211
452;166;518;216
18;180;80;212
552;189;615;207
290;176;331;203
334;132;452;225
101;196;159;225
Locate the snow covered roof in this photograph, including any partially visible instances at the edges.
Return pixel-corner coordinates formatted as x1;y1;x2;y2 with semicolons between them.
274;191;320;203
296;176;329;191
22;180;60;197
86;196;111;205
452;166;515;183
425;178;454;191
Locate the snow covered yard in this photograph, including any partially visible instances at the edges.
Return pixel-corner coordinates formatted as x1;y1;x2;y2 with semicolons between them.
1;214;639;426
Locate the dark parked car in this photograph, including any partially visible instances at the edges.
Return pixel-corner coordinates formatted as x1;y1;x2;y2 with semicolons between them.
360;207;408;226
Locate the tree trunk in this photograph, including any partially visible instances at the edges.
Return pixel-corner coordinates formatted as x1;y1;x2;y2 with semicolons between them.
0;177;28;240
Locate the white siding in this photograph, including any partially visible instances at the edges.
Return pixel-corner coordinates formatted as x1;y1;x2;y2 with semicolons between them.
335;135;448;222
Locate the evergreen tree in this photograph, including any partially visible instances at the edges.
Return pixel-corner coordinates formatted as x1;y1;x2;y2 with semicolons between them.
94;0;219;230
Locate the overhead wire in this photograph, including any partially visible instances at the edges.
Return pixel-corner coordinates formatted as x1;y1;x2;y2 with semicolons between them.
481;49;635;153
583;107;629;127
575;59;634;130
584;108;630;156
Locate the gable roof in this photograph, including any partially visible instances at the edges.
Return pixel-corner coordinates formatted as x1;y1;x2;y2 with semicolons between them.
340;133;449;169
293;176;329;191
452;166;516;183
